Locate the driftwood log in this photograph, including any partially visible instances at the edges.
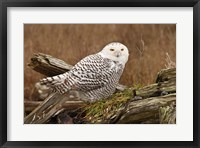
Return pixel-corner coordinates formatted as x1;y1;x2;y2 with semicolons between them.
25;53;176;124
28;53;73;76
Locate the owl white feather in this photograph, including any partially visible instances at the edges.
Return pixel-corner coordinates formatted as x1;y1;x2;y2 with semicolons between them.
40;42;129;101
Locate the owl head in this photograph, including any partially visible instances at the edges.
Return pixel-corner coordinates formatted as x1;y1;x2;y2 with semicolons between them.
99;42;129;64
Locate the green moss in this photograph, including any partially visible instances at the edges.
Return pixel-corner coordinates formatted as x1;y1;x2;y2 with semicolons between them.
133;83;144;90
82;88;134;123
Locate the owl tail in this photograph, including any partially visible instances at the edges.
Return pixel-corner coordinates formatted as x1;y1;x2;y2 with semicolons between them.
40;73;71;94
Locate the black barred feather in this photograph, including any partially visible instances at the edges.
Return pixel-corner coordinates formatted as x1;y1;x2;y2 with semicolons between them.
40;53;124;101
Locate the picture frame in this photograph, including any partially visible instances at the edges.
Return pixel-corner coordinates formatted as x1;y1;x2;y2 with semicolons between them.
0;0;199;147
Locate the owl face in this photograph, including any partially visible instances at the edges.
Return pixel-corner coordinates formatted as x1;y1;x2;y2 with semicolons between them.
100;42;129;64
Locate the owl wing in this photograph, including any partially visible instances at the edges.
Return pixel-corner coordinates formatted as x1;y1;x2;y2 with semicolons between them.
40;54;114;93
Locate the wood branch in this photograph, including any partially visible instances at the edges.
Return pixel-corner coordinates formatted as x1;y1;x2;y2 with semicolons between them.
135;79;175;98
159;102;176;124
28;53;73;76
24;92;85;124
24;79;176;124
156;68;176;83
117;93;176;124
24;100;43;112
25;78;176;123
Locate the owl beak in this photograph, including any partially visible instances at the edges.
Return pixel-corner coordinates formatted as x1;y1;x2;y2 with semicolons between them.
115;51;121;57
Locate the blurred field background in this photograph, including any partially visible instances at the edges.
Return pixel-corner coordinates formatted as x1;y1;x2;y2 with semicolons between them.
24;24;176;101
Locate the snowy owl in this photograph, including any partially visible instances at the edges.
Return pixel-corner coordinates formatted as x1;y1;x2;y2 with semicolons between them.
40;42;129;101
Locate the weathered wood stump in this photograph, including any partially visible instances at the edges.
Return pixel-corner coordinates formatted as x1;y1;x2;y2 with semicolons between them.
159;102;176;124
28;53;73;76
118;93;176;124
25;53;176;124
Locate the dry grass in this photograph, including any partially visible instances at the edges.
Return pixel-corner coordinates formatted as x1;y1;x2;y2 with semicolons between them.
24;24;176;100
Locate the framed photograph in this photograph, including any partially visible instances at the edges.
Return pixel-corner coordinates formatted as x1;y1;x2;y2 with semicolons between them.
0;0;199;147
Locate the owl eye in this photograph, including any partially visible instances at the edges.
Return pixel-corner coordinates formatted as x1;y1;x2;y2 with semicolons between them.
110;49;115;51
121;48;124;51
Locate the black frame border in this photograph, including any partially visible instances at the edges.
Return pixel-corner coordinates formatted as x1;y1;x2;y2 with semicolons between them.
0;0;199;148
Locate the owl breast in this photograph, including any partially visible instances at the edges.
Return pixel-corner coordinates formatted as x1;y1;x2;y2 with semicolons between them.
40;53;126;101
